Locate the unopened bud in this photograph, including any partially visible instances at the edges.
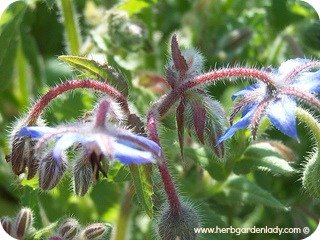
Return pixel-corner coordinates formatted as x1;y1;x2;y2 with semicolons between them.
73;152;94;196
58;218;80;240
106;10;146;52
166;44;204;86
10;136;27;175
157;204;200;240
81;223;108;240
184;95;227;159
26;140;39;179
38;151;67;190
15;208;33;239
1;217;13;235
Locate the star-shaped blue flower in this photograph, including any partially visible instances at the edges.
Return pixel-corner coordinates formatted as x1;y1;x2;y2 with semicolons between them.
17;124;161;165
219;58;320;142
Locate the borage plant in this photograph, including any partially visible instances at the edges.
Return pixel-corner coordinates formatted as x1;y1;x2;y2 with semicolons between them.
1;1;320;240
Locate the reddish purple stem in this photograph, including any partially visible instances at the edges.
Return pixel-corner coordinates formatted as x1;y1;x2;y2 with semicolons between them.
158;67;274;116
94;99;110;127
147;110;181;214
26;80;130;124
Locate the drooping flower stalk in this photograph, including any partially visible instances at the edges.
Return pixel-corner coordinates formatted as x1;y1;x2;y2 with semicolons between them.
26;79;130;125
147;110;181;214
283;60;320;82
297;108;320;198
157;67;275;117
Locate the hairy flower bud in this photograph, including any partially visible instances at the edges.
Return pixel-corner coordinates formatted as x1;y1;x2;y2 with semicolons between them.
1;217;13;235
10;136;27;175
8;119;44;178
182;95;227;159
38;151;67;190
166;35;204;88
73;152;94;196
80;223;109;240
106;10;146;52
58;218;80;240
14;208;33;239
157;203;200;240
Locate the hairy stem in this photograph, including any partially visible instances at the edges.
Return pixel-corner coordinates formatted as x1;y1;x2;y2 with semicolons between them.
58;0;82;55
158;67;273;116
94;99;110;127
297;108;320;198
26;80;129;124
284;60;320;83
147;110;181;214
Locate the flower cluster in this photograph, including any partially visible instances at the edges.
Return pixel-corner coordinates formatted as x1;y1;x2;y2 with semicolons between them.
49;218;112;240
1;208;33;240
165;35;227;159
1;209;111;240
8;99;161;196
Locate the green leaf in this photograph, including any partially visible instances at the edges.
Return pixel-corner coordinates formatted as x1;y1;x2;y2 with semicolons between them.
58;0;82;55
20;24;45;92
117;0;154;16
234;142;296;176
129;165;153;217
0;1;27;91
58;55;128;95
21;176;39;189
108;162;130;182
185;147;227;181
221;175;289;210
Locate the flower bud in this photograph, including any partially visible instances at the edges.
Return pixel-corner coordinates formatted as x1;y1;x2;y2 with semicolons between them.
14;208;33;239
26;140;39;179
38;151;67;190
157;204;200;240
58;218;80;240
73;150;94;196
166;35;204;88
1;217;13;235
106;10;146;52
9;136;27;175
80;223;109;240
184;95;227;159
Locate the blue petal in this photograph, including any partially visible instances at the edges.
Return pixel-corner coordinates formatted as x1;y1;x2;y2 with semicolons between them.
231;84;259;101
116;133;161;156
17;126;54;138
293;70;320;93
52;133;95;164
266;97;298;140
219;105;257;142
278;58;310;76
113;142;155;164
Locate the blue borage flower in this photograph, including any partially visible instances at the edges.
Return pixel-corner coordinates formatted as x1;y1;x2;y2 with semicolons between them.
17;125;161;165
15;101;161;193
219;58;320;142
